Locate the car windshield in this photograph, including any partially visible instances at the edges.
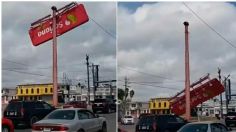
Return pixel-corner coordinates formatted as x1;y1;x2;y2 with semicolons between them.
125;116;132;118
179;124;208;132
138;115;155;124
94;99;106;102
47;110;75;120
6;101;22;110
227;112;236;116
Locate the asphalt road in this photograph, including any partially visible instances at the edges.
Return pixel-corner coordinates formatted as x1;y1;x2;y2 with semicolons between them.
14;112;116;132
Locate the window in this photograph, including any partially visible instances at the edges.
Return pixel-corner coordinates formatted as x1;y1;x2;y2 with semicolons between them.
31;88;34;94
34;102;44;109
45;88;48;93
153;102;156;107
43;102;52;109
211;123;221;132
159;102;161;107
78;110;89;120
37;88;39;94
50;88;53;93
132;104;136;107
164;102;166;107
47;110;75;120
26;89;28;94
21;89;23;94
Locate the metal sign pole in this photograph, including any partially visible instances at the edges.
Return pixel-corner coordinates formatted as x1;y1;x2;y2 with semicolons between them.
184;21;191;120
52;6;58;107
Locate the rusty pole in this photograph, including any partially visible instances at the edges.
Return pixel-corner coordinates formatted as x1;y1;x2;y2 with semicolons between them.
52;6;58;107
184;21;191;120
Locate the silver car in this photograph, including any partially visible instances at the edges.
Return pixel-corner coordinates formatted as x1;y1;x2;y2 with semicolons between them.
178;121;232;132
32;108;107;132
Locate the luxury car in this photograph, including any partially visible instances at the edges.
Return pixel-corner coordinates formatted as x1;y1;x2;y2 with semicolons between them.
32;108;107;132
178;121;231;132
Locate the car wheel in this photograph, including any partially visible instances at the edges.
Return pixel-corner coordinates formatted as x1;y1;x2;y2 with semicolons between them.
99;122;107;132
78;129;85;132
2;125;10;132
30;116;39;127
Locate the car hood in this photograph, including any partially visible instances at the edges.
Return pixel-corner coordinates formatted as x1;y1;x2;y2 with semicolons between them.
35;119;75;126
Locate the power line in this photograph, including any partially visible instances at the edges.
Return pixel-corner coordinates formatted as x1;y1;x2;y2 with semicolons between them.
118;65;184;82
183;2;236;49
89;16;116;39
118;80;181;91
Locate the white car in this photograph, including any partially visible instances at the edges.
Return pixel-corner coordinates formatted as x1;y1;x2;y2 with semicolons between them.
121;115;134;125
32;108;107;132
178;121;232;132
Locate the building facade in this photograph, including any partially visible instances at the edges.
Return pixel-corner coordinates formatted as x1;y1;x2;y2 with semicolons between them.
149;98;171;114
16;83;66;104
126;102;150;118
2;88;17;104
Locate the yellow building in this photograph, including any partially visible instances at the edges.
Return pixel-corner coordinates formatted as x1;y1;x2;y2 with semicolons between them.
17;83;54;104
149;98;171;114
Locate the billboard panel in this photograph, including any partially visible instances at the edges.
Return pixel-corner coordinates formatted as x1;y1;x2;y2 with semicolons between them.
29;4;89;46
171;78;224;115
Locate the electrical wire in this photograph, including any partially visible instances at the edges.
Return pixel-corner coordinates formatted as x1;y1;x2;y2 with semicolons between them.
183;2;236;49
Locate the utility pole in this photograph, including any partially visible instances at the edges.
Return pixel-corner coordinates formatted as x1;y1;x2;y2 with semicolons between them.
92;63;95;100
184;21;191;120
218;68;223;118
86;54;90;104
52;6;58;107
224;75;230;114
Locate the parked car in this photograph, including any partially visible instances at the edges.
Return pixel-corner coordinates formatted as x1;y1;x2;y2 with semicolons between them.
32;108;107;132
3;99;55;127
92;98;116;113
135;114;187;132
178;121;232;132
2;118;14;132
121;115;134;125
63;101;87;109
225;112;236;127
138;113;152;119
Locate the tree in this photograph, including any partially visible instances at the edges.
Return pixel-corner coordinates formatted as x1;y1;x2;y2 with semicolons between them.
118;88;125;101
130;90;134;99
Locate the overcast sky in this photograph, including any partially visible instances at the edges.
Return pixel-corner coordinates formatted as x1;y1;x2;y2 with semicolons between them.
118;2;236;101
2;2;116;88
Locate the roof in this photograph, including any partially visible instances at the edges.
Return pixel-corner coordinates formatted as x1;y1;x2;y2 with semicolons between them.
188;121;222;124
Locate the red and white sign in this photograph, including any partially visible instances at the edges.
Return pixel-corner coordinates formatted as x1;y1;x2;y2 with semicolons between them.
171;78;224;115
29;4;89;46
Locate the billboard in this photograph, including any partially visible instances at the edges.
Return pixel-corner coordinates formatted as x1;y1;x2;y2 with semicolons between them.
29;4;89;46
171;78;224;115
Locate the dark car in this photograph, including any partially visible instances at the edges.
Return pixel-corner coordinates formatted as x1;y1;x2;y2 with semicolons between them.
135;114;188;132
62;101;87;109
92;98;116;113
3;100;55;127
225;112;236;126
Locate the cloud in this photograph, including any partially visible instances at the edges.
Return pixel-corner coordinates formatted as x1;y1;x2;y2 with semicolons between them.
118;2;236;101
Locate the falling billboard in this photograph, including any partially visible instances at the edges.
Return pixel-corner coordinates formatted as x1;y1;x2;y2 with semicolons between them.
171;78;224;115
29;3;89;46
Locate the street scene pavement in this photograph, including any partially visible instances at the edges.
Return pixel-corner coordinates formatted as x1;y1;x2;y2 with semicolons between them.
14;112;116;132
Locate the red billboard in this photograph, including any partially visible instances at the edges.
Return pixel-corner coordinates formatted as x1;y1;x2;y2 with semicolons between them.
29;4;89;46
171;78;224;115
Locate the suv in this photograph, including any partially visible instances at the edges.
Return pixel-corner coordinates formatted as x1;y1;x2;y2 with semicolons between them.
225;112;236;126
92;98;116;113
135;114;188;132
3;100;55;127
